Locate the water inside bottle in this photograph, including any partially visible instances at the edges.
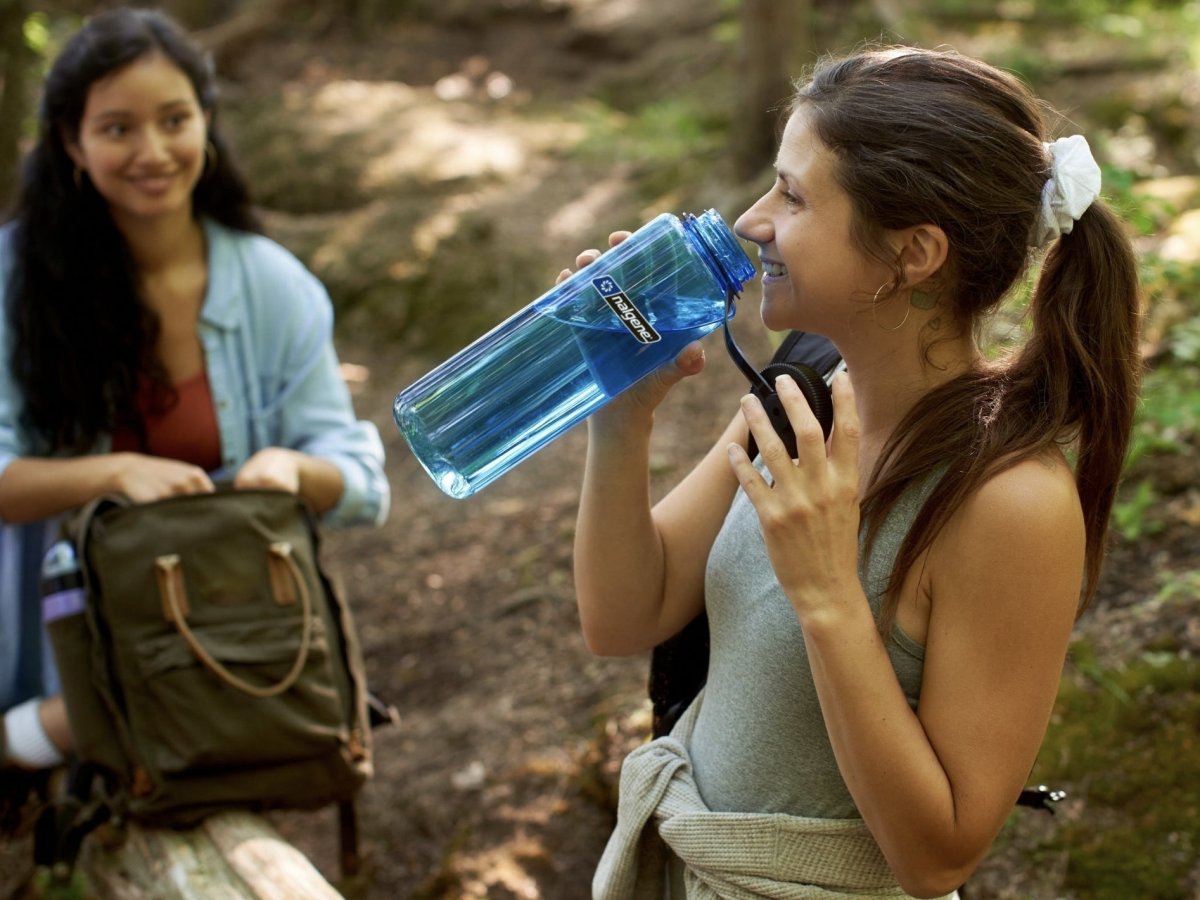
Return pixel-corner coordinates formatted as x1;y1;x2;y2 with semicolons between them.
395;296;723;498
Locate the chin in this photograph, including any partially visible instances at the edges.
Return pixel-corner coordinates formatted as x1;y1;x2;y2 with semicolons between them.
759;302;803;334
125;196;193;222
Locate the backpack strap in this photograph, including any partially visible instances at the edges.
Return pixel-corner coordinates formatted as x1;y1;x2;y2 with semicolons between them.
31;759;112;889
771;331;844;379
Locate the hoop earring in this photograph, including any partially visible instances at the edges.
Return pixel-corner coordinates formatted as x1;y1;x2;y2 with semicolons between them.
872;281;911;332
204;140;218;176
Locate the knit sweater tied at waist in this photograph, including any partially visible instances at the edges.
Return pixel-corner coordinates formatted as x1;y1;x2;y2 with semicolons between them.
592;694;956;900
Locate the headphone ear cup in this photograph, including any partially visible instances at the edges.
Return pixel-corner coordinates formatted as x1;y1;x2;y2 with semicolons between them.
746;362;834;460
762;362;834;440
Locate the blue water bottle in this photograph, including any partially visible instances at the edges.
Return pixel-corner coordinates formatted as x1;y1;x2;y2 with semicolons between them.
393;209;755;498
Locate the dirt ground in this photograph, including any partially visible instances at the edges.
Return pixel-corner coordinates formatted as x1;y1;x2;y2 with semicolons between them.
3;3;1197;898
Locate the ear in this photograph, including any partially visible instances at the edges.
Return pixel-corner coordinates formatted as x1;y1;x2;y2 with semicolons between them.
895;223;948;289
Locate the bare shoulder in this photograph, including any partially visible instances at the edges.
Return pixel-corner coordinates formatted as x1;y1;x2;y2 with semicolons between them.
959;452;1083;549
931;450;1085;622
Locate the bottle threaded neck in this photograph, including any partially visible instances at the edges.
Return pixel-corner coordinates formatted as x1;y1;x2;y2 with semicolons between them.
681;209;756;295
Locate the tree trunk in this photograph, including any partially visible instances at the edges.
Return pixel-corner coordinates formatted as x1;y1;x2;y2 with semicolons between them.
732;0;813;181
191;0;307;67
0;0;35;212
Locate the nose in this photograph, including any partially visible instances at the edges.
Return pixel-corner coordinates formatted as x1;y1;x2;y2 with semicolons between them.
734;193;771;245
133;126;171;163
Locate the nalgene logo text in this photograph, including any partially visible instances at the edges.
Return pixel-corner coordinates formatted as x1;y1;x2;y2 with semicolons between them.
591;276;661;344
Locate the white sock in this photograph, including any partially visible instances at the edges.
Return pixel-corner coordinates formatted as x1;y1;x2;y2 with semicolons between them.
3;697;65;769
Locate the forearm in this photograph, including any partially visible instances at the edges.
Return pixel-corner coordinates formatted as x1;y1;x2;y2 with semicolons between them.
0;456;123;523
802;604;986;896
574;413;666;656
575;408;744;656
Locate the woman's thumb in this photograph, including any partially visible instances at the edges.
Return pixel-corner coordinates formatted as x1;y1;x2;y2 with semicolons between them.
645;341;705;396
674;341;705;377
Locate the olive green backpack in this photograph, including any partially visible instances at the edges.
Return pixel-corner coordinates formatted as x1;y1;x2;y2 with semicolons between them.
45;488;374;830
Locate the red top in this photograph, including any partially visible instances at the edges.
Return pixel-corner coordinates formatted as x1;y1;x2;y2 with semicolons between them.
110;369;222;472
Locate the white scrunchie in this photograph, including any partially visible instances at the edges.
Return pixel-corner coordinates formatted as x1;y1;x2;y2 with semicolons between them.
1032;134;1102;247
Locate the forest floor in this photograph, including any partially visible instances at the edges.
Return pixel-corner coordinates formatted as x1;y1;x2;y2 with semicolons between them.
4;2;1198;898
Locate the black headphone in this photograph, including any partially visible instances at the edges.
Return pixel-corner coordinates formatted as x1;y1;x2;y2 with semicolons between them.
722;289;834;458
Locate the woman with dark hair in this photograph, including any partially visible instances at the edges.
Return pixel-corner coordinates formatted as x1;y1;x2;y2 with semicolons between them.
0;8;388;772
571;47;1141;897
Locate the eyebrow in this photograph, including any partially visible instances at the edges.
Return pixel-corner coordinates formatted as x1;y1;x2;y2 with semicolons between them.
91;99;195;120
775;167;802;190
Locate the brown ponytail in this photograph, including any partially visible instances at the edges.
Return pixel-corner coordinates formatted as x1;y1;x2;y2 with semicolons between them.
794;47;1142;629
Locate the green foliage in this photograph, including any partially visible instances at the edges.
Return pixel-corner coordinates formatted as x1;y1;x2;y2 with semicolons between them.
574;96;728;204
1104;165;1180;237
1033;644;1200;899
967;0;1195;86
22;11;50;55
1141;255;1200;325
1111;478;1163;541
1125;364;1200;467
1153;568;1200;605
24;866;92;899
1100;162;1200;479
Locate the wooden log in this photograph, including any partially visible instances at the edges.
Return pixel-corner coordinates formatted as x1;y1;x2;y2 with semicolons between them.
81;810;341;899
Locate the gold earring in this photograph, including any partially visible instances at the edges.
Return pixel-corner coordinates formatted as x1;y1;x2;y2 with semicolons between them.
872;281;911;332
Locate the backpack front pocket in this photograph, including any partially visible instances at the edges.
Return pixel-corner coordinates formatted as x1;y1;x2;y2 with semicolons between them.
130;616;346;774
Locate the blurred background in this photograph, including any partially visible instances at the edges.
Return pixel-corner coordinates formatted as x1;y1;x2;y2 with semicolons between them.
1;1;1197;897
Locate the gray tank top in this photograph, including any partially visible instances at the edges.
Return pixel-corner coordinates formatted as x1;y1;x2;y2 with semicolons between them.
687;464;941;818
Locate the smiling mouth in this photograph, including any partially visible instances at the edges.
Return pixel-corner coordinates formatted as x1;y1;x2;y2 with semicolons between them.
131;172;177;186
762;261;788;277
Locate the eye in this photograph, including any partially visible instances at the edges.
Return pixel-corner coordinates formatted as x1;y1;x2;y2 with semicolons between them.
775;176;803;208
779;186;803;208
163;111;191;130
101;122;129;138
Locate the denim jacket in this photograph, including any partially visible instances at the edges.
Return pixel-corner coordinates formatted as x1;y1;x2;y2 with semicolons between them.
0;218;390;710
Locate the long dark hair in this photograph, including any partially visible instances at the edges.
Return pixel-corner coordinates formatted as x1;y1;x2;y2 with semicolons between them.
4;7;262;455
795;47;1141;623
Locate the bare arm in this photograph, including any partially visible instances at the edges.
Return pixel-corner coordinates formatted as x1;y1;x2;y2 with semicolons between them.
575;400;745;655
0;453;214;523
806;460;1080;895
733;373;1083;896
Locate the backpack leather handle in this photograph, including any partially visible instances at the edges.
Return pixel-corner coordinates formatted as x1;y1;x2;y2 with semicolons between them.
154;543;314;698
